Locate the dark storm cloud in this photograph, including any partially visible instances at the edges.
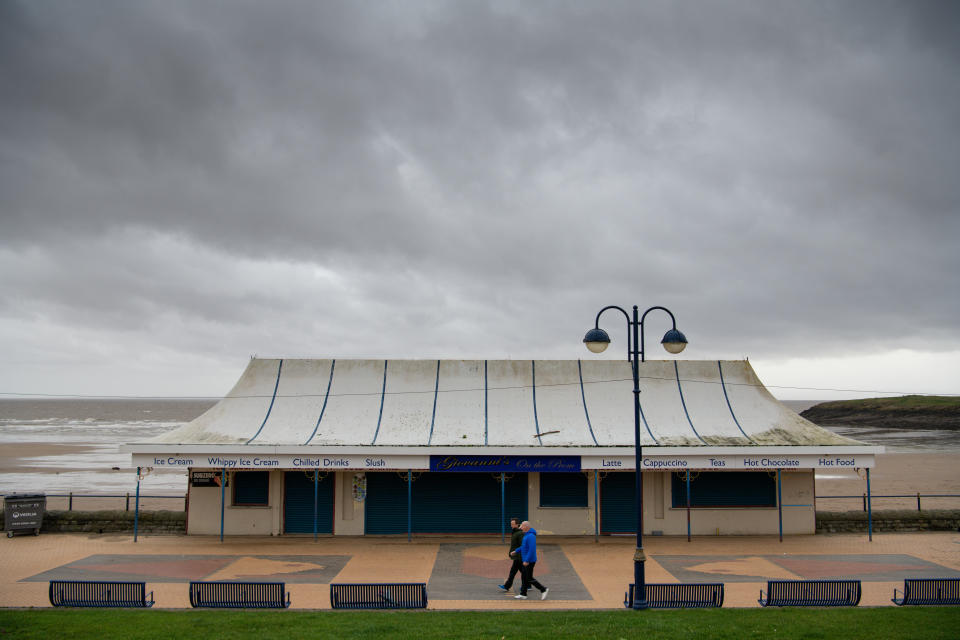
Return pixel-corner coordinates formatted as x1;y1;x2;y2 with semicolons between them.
0;0;958;395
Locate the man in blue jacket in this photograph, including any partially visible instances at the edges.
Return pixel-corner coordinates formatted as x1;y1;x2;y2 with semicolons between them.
513;521;549;600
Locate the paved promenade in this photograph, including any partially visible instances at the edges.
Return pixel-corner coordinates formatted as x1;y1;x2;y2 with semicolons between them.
2;532;959;609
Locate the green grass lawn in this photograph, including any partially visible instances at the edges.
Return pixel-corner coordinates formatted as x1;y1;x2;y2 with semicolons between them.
2;608;959;640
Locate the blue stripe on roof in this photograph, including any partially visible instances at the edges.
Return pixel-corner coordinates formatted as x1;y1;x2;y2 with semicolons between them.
303;359;335;445
532;360;542;446
427;360;440;445
674;360;707;444
246;359;282;444
578;360;599;446
370;360;388;445
718;360;756;444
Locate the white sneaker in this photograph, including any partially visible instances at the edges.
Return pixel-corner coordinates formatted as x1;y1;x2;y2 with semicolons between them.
541;588;549;601
514;594;527;599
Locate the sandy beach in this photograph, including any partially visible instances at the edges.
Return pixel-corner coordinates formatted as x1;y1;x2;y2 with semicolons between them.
814;452;960;512
2;442;956;513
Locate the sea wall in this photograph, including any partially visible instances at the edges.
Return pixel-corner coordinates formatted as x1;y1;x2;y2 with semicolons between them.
816;509;960;533
2;510;186;534
5;508;958;535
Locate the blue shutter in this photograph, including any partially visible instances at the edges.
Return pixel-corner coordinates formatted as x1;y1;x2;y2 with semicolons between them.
233;471;269;505
283;471;334;533
365;472;528;534
600;472;636;534
364;472;408;534
671;471;776;507
540;472;588;507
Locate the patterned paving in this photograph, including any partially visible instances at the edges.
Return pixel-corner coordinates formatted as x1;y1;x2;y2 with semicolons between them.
654;554;960;583
24;554;350;584
18;550;960;598
429;544;592;600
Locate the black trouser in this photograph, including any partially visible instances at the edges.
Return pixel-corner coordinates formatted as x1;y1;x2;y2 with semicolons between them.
504;557;523;589
520;561;546;595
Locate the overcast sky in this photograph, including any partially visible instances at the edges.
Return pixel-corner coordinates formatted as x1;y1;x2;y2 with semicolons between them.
1;1;958;401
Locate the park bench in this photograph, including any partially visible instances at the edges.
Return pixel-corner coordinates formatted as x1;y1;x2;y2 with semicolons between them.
330;583;428;609
759;579;861;607
892;578;960;606
49;580;154;608
624;583;724;609
189;581;291;608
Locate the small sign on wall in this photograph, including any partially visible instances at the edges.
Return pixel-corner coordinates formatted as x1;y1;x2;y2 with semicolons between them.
190;471;229;487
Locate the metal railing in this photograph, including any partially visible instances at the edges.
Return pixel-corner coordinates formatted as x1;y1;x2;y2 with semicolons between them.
815;493;960;512
1;492;186;511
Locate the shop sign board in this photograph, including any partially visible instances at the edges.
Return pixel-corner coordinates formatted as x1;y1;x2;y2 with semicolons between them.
429;455;580;473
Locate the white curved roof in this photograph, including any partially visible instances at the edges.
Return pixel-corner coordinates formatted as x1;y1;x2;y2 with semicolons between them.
151;358;858;448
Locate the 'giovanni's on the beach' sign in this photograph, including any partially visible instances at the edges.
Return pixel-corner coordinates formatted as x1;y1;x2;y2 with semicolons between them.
430;455;580;473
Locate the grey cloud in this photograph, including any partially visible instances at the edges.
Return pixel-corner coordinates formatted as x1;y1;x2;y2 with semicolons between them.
0;1;958;396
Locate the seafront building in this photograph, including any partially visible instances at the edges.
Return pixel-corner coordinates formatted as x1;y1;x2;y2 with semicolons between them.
124;358;881;537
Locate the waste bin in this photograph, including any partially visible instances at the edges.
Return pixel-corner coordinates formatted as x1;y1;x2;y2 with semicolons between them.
4;493;46;537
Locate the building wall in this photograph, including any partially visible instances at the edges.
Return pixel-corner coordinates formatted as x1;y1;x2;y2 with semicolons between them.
183;468;816;536
186;469;282;536
525;471;598;535
334;471;365;535
645;470;815;535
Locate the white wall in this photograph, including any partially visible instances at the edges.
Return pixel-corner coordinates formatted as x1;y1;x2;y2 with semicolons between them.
525;472;598;535
186;469;281;536
333;471;365;535
645;470;815;535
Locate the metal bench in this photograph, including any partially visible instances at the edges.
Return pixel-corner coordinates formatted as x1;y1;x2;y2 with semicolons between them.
892;578;960;606
330;583;428;609
624;583;724;609
49;580;154;608
189;581;290;608
759;579;861;607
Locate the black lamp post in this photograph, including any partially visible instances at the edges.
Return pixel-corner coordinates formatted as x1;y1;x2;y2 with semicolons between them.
583;305;687;610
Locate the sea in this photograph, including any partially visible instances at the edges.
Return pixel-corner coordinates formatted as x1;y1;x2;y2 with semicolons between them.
1;398;958;495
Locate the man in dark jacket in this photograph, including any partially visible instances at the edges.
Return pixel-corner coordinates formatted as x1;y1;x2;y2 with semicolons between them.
514;521;548;600
498;518;524;593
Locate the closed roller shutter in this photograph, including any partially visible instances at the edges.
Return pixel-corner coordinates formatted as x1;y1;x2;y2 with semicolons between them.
365;472;528;534
364;472;408;534
540;472;588;507
670;471;776;507
284;471;334;534
600;472;636;534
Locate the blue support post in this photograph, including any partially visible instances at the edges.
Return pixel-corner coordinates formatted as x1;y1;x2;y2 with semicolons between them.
501;472;506;544
407;470;412;542
220;467;226;543
686;469;691;542
133;467;141;543
313;470;319;542
594;471;599;542
777;469;783;543
866;468;873;542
